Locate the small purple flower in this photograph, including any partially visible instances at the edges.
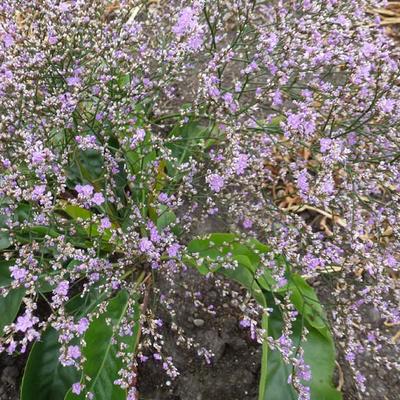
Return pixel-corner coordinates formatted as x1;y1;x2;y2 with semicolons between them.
321;178;334;195
222;93;238;113
10;266;28;283
7;341;17;355
151;262;160;270
55;280;69;296
320;138;332;153
15;313;38;333
72;383;82;395
272;90;283;107
242;218;253;229
167;244;180;258
92;192;105;206
355;372;366;391
92;85;100;95
154;319;163;327
95;112;104;121
386;255;398;269
239;318;251;328
31;150;46;165
48;34;58;45
66;76;81;87
31;185;46;200
297;169;310;195
378;98;395;114
59;2;71;12
153;353;162;361
277;277;288;288
139;238;153;252
130;128;146;149
173;7;197;36
207;173;224;193
67;345;81;360
3;34;14;48
76;318;89;335
158;193;169;203
100;217;111;229
76;184;94;197
361;42;375;58
90;272;100;282
235;154;248;175
367;332;376;343
287;113;302;130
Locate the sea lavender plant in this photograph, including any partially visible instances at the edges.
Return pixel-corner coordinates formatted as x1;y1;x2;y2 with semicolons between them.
0;0;399;399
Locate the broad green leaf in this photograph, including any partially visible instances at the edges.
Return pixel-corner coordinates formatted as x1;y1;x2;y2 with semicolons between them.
246;237;270;253
187;232;236;250
262;300;341;400
302;328;342;400
66;149;104;190
166;121;211;166
15;226;59;244
61;204;92;220
0;232;11;250
289;274;329;336
118;73;130;88
222;259;266;307
65;286;110;317
0;287;25;336
0;260;14;286
187;233;237;259
262;305;297;400
65;290;140;400
156;207;176;231
20;328;80;400
187;234;266;307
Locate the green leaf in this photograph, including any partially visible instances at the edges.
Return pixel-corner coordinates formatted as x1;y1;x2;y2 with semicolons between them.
289;274;329;336
0;232;11;250
222;258;266;307
156;206;176;231
262;305;297;400
61;204;92;220
187;233;236;258
187;234;266;307
65;285;110;317
65;290;140;400
20;328;80;400
302;328;342;400
0;287;25;336
0;260;14;287
262;300;341;400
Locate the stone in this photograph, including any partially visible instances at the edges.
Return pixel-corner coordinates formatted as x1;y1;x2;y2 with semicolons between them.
193;318;205;327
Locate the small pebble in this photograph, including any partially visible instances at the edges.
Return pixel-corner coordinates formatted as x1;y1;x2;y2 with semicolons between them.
193;318;205;327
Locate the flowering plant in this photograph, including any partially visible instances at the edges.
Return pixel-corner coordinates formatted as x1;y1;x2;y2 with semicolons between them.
0;0;399;399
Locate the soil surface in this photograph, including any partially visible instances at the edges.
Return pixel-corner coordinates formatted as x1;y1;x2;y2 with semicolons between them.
138;269;261;400
0;352;25;400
